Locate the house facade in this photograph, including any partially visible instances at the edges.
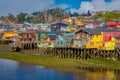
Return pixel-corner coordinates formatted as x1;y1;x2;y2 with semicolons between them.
36;32;57;48
17;31;37;48
74;28;103;48
2;31;17;42
51;22;68;32
114;36;120;48
67;25;76;32
55;33;75;48
102;32;120;50
74;27;120;50
105;20;120;28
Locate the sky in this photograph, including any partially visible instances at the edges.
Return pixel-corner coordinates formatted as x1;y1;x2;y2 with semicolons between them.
0;0;119;16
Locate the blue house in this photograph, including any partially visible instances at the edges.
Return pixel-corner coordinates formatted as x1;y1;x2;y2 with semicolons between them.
55;32;75;47
2;24;11;29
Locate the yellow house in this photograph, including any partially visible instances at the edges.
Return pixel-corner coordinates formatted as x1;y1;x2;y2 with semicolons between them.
86;34;103;49
85;28;119;50
2;31;17;40
75;27;119;50
104;41;115;50
67;25;76;32
86;33;116;50
75;19;85;26
62;17;73;24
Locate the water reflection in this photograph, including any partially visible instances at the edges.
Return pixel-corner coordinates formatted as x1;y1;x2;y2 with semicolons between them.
0;58;120;80
77;67;120;80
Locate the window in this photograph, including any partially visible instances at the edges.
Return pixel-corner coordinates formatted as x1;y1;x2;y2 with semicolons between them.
61;41;63;45
96;41;101;44
24;38;26;41
90;41;94;46
80;34;82;38
29;38;32;41
66;41;69;45
96;35;98;38
58;42;59;45
76;34;80;39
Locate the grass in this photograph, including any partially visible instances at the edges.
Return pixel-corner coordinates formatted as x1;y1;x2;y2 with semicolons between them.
0;51;120;72
0;43;9;46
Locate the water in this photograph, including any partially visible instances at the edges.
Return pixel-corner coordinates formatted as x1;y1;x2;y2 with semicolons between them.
0;58;120;80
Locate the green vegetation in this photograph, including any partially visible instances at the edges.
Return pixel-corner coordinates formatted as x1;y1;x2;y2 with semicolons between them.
0;52;120;72
78;11;120;22
102;12;120;21
0;7;70;24
0;43;9;46
1;9;120;24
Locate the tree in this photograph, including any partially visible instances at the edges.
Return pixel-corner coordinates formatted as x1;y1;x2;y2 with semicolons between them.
102;12;120;21
72;12;79;17
68;11;72;17
16;13;26;23
0;7;70;24
0;16;6;21
91;11;103;21
87;10;91;16
78;16;84;21
7;13;15;22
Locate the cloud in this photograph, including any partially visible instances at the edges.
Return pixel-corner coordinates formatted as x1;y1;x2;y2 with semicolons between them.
70;0;120;14
0;0;55;16
58;4;69;9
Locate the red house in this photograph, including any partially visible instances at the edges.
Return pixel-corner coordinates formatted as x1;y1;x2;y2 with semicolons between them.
103;32;120;42
105;20;120;28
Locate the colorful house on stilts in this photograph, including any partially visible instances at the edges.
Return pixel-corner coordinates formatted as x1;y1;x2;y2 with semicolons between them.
36;31;58;48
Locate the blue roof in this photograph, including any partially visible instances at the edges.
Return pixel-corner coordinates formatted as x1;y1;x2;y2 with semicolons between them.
3;24;11;28
48;34;57;39
36;31;69;34
62;33;75;37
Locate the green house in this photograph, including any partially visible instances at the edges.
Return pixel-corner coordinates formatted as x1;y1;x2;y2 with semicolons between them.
36;31;58;48
36;32;47;48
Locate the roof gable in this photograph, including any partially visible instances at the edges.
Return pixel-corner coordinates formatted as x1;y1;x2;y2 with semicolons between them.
76;26;120;35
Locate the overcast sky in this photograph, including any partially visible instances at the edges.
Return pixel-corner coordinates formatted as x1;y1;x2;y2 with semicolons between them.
0;0;119;16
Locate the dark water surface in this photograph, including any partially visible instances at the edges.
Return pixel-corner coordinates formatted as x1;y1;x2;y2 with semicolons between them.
0;58;120;80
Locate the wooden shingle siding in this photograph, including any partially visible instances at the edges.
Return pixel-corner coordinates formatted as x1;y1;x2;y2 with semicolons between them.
18;31;36;44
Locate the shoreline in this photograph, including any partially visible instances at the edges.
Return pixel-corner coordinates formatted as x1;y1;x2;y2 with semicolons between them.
0;51;120;73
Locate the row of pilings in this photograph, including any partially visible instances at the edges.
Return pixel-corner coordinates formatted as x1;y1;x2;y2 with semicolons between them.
21;43;38;50
52;47;120;60
14;43;38;52
19;44;120;60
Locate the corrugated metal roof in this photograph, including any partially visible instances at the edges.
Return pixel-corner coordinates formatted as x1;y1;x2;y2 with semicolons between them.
76;26;120;34
36;31;69;34
51;22;68;27
48;34;57;39
58;32;75;39
62;33;75;37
